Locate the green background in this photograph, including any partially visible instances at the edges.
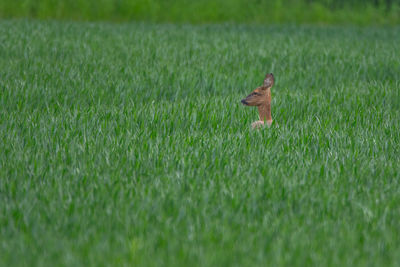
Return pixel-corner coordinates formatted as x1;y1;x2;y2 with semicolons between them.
1;0;400;25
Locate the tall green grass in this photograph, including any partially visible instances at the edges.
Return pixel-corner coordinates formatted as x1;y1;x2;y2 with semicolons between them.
1;0;400;25
0;20;400;266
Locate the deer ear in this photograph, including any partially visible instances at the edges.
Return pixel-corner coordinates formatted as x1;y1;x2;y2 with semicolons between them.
263;73;274;88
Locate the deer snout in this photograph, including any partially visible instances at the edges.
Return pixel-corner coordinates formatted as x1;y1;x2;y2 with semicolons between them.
241;99;249;105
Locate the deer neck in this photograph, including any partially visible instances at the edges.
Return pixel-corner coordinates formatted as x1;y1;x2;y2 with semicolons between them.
258;89;272;122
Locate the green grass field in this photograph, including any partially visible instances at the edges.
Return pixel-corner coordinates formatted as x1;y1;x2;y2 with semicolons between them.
1;20;400;266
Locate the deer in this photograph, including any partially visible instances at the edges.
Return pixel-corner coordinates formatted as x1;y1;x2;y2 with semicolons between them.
241;73;275;129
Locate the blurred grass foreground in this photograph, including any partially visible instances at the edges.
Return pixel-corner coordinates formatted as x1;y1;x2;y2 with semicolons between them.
1;0;400;25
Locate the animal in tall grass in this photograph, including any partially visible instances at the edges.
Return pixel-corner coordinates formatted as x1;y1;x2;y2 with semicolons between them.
241;73;275;129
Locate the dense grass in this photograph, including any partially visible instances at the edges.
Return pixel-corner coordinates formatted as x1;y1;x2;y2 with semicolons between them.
1;0;400;25
1;20;400;266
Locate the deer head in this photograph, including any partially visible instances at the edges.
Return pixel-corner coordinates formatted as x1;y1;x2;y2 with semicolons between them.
241;73;274;126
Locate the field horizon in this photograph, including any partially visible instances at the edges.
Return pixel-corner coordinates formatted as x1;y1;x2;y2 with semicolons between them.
1;19;400;266
1;0;400;25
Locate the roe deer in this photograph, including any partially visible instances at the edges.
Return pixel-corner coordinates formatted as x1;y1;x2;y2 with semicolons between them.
241;73;275;129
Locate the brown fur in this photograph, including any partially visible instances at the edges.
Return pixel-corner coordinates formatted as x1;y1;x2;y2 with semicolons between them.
241;73;274;129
